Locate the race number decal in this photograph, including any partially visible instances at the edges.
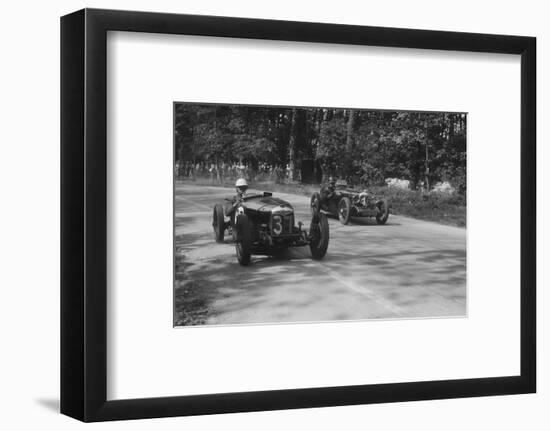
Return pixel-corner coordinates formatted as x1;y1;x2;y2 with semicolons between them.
272;215;283;235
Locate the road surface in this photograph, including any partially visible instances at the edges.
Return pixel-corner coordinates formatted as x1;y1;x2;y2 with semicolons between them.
174;183;466;326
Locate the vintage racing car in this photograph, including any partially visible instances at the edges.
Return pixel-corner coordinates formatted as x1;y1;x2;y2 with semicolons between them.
310;179;390;225
212;192;329;265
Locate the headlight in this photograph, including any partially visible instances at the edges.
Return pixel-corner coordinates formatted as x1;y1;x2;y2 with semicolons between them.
272;215;283;235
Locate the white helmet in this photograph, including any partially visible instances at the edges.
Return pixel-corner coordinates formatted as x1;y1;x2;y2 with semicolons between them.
235;178;248;193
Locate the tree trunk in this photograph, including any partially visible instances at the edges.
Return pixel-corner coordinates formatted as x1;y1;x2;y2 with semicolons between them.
288;108;297;181
424;116;430;191
346;109;355;152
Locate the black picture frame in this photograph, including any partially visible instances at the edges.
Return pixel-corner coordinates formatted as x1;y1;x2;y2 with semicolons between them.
61;8;536;422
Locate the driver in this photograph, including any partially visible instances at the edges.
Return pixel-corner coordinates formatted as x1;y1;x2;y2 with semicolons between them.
225;178;249;217
235;177;249;197
320;176;337;203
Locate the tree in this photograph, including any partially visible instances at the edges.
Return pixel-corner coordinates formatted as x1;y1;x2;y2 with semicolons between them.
173;103;467;194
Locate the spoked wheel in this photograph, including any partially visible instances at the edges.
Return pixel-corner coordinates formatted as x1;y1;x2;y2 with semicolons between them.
338;197;352;225
235;213;252;265
310;192;321;217
212;204;225;242
376;199;390;225
309;212;329;260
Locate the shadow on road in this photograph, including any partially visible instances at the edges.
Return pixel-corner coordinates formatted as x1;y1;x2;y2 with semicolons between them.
173;183;466;326
323;213;402;226
175;229;466;325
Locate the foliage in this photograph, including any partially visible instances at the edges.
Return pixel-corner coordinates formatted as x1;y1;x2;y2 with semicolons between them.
371;186;466;227
175;103;467;194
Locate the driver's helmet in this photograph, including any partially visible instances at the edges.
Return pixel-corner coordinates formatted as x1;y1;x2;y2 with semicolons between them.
328;176;336;187
235;178;249;194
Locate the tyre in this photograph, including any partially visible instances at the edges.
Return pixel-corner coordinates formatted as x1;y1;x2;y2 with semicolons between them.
235;213;252;265
309;212;329;260
310;192;321;217
212;204;225;242
376;199;390;225
338;197;352;225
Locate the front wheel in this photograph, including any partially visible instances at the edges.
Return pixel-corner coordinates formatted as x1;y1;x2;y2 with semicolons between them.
376;199;390;225
235;213;252;265
212;204;225;242
310;192;321;217
309;212;329;260
338;197;352;225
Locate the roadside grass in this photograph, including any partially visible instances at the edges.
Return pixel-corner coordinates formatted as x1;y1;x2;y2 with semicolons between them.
174;249;213;326
174;279;211;326
372;186;467;228
177;177;466;228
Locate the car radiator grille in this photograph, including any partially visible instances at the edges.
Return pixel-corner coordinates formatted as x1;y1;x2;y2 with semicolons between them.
284;214;293;234
272;214;294;235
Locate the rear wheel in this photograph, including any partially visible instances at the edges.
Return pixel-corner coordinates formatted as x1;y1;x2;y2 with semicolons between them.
310;192;321;216
212;204;225;242
309;212;329;260
235;213;252;265
376;199;390;225
338;197;352;225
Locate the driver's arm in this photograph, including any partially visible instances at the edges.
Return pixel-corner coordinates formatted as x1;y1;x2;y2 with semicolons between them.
322;186;335;199
224;195;243;217
320;186;329;201
224;196;237;217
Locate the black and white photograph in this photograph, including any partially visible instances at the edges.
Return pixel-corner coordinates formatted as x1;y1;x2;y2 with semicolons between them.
0;0;544;426
174;102;467;326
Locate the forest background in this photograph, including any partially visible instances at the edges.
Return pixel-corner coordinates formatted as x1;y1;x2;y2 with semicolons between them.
175;104;467;226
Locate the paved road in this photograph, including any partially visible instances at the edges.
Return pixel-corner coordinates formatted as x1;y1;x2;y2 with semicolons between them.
174;183;466;326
